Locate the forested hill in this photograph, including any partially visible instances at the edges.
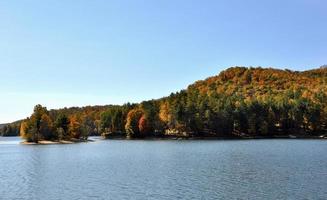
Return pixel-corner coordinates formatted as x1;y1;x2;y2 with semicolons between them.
187;66;326;103
3;66;327;141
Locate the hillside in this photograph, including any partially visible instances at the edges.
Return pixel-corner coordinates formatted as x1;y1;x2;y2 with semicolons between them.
0;121;21;137
4;66;327;140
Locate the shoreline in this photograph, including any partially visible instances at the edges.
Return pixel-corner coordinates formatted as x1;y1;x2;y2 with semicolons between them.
15;135;327;145
103;134;327;140
20;139;92;145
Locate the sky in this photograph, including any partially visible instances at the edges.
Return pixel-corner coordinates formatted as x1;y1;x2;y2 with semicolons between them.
0;0;326;123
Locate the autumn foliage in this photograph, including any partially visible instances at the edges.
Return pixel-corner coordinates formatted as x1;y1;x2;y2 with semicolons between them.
5;66;327;141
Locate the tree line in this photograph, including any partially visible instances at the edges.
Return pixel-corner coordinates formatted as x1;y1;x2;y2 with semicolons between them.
0;122;21;137
9;66;327;142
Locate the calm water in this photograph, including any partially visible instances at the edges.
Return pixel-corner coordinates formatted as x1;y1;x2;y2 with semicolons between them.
0;137;326;200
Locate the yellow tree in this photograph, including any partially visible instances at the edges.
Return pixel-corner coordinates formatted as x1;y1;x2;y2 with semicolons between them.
125;108;144;138
69;115;81;139
20;121;32;141
159;101;170;125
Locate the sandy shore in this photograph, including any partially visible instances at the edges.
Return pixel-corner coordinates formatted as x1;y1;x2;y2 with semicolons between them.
21;139;90;145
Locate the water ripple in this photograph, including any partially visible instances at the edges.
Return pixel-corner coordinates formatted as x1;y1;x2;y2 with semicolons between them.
0;138;326;199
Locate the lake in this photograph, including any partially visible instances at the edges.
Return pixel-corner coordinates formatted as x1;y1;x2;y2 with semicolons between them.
0;137;326;200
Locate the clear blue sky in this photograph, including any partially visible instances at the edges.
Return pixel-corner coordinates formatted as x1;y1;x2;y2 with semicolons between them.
0;0;326;123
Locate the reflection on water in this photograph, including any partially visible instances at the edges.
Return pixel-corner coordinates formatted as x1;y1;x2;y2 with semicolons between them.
0;137;326;200
0;136;22;145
